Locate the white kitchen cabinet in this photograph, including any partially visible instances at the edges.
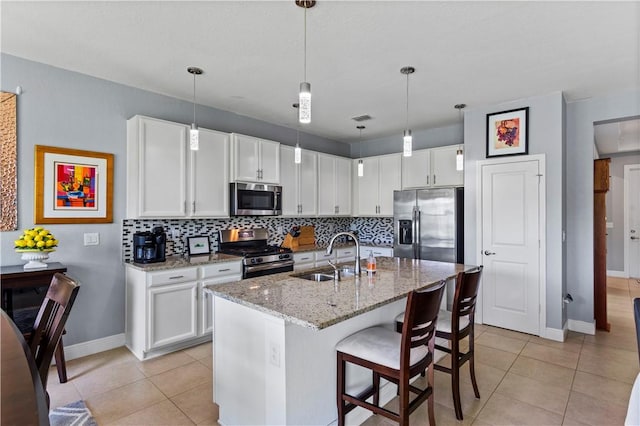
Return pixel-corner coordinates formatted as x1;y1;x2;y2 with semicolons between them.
401;145;463;189
293;252;316;271
230;133;280;183
125;260;241;360
126;115;230;218
314;250;336;267
354;153;401;216
430;145;463;187
360;246;394;258
280;146;318;216
199;261;242;335
318;153;351;216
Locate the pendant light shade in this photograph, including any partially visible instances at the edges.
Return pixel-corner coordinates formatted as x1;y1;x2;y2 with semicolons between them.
357;125;365;177
400;66;415;157
187;67;203;151
296;1;315;124
293;103;302;164
454;103;466;171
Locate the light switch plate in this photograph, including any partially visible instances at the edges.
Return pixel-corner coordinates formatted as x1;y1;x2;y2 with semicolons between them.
84;232;99;246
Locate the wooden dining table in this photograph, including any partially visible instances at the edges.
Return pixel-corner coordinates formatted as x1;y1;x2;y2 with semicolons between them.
1;309;50;426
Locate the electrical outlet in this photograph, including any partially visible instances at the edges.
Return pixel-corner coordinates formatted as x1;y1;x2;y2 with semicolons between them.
269;341;280;367
83;233;99;246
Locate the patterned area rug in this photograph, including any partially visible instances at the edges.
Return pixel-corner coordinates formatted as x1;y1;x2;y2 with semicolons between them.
49;400;98;426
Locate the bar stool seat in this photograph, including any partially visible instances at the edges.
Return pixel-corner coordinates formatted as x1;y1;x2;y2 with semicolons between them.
336;327;429;370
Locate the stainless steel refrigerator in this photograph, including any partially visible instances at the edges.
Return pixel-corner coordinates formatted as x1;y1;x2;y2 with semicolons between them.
393;187;464;263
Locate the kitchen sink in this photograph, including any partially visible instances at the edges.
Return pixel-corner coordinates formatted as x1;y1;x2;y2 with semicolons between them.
293;272;334;282
292;266;357;282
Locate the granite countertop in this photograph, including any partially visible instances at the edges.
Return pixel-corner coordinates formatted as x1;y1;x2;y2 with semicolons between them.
206;257;474;330
125;253;242;271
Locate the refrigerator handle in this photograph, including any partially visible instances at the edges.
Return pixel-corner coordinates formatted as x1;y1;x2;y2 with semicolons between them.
412;206;420;259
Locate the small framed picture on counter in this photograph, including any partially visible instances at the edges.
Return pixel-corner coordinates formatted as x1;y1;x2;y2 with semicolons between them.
187;236;211;256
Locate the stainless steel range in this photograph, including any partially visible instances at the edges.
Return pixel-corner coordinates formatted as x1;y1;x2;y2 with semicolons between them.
217;228;293;278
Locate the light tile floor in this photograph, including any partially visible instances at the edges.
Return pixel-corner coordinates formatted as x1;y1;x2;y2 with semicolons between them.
48;277;640;425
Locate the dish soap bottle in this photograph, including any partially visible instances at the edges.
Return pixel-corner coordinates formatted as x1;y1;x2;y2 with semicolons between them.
367;250;376;274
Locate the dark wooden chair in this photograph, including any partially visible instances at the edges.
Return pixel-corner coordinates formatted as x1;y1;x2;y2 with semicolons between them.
432;266;483;420
634;298;640;367
336;281;446;426
26;272;80;405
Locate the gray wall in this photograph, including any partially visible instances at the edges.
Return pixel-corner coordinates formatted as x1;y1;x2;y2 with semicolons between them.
463;92;565;330
349;123;463;158
606;153;640;272
0;54;346;345
566;88;640;324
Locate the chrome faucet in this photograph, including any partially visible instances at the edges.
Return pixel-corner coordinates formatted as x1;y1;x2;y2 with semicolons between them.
326;232;361;277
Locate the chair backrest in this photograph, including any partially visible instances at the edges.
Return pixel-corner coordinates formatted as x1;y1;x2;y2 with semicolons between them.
634;298;640;367
28;272;80;390
400;281;446;367
451;266;483;331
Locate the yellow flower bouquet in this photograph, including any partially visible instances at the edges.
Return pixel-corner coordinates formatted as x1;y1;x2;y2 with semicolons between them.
15;227;59;251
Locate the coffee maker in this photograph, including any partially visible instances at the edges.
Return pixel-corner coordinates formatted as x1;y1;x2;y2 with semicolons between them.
133;226;166;263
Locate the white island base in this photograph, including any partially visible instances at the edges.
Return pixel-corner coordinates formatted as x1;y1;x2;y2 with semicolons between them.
213;295;407;426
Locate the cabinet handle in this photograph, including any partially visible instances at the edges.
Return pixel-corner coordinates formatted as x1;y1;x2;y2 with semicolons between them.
433;175;436;185
192;201;196;214
301;257;310;260
427;175;430;185
169;275;185;279
218;268;231;272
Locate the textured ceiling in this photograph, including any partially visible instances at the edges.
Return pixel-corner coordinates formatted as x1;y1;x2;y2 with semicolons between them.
1;1;638;143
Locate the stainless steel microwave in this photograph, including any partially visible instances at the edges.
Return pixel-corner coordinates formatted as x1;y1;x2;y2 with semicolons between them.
230;182;282;216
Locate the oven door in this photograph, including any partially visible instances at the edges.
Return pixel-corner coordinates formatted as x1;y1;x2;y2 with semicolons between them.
230;183;282;216
244;260;294;279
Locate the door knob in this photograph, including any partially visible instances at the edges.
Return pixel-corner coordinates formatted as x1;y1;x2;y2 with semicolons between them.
484;250;496;256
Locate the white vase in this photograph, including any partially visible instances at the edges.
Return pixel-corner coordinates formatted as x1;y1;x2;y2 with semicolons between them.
17;250;53;269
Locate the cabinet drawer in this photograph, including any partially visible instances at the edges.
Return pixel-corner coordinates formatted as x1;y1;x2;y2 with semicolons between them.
148;268;198;287
315;251;335;262
361;246;393;258
201;261;243;279
294;252;315;264
336;247;356;258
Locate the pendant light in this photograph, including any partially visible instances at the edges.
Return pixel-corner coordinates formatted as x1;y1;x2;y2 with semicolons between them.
293;103;302;164
296;0;315;124
357;125;365;177
454;103;466;171
400;66;415;157
187;67;203;151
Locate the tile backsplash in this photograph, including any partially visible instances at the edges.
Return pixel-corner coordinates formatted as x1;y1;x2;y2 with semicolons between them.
122;216;393;262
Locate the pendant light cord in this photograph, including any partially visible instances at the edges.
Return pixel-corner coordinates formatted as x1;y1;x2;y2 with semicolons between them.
359;127;362;158
192;72;197;124
304;5;307;82
405;73;410;130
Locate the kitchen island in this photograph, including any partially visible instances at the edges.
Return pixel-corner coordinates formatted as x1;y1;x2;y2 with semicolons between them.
206;257;475;425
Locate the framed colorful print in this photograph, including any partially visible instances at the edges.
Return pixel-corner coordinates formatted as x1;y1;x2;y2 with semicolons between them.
486;107;529;158
187;236;211;256
34;145;114;224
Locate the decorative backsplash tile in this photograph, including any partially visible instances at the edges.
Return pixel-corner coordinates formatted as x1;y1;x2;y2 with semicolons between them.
122;216;393;262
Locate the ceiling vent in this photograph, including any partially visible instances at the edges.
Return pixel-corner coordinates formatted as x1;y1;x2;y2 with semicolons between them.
351;114;372;122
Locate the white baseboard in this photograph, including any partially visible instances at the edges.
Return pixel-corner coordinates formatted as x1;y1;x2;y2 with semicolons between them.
607;270;627;278
567;319;595;335
543;325;567;342
61;333;126;362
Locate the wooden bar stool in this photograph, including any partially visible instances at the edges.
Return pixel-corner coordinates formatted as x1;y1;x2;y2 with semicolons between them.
336;281;446;426
395;266;483;421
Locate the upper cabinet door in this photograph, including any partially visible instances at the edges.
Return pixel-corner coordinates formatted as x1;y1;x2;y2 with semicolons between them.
335;156;352;216
232;134;261;182
279;146;299;216
190;129;230;217
258;139;280;184
357;157;380;216
298;150;318;216
127;116;188;218
377;154;402;215
431;145;463;187
317;154;337;216
401;149;431;189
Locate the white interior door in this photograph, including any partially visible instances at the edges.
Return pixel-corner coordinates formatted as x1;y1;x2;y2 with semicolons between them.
626;164;640;279
481;159;541;335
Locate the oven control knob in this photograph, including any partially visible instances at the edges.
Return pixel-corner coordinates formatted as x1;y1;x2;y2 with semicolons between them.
255;257;263;264
279;254;289;260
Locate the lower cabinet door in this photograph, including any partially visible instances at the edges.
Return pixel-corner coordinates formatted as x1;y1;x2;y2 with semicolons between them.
199;283;214;336
148;281;198;350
